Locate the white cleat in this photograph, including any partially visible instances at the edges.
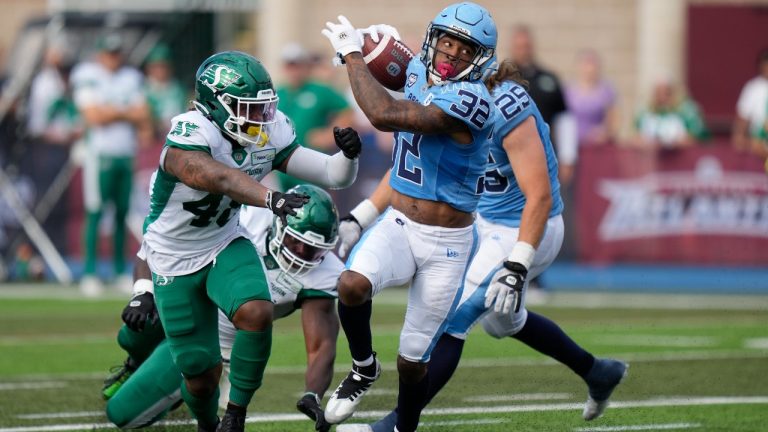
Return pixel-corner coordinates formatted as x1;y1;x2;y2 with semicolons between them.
80;276;104;298
325;356;381;424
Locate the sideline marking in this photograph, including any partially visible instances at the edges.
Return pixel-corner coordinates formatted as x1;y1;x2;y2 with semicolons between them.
3;396;766;432
574;423;701;431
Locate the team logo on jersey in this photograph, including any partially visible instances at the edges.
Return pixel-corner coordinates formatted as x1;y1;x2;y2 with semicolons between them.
422;93;434;106
155;275;174;286
199;64;242;91
232;147;248;166
170;121;199;137
406;73;418;88
446;248;459;258
251;149;275;165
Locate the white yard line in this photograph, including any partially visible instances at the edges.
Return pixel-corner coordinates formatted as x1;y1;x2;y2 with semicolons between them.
574;423;701;431
2;396;766;432
0;382;66;391
464;393;572;402
16;413;101;420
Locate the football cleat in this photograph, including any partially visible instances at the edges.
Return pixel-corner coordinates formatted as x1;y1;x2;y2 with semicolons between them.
216;407;245;432
325;355;382;424
370;410;398;432
101;357;137;400
582;358;629;421
197;418;220;432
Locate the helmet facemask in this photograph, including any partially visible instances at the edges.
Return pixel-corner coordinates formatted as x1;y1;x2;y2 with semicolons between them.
422;27;495;86
268;217;338;277
219;89;279;147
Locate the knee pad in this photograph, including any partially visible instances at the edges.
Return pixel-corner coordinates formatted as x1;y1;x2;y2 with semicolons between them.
481;308;528;339
174;346;219;377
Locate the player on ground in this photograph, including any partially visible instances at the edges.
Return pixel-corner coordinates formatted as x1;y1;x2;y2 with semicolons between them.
138;50;361;432
105;185;342;432
320;3;497;431
336;60;628;432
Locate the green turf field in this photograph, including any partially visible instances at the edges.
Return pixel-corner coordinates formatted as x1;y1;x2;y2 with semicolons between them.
0;286;766;431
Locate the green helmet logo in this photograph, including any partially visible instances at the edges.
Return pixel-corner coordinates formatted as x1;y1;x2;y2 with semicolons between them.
198;64;242;92
193;51;279;147
269;184;339;277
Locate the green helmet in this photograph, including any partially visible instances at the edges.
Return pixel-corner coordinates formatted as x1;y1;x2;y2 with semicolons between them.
268;185;339;277
193;51;279;146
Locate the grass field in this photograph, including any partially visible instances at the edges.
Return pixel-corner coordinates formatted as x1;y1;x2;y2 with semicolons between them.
0;285;766;432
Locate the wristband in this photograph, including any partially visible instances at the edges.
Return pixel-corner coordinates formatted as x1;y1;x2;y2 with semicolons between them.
349;199;380;229
507;241;536;271
132;278;154;296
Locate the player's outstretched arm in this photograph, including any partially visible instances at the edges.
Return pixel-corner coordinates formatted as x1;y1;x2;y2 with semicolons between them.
283;127;362;189
295;298;338;431
164;147;309;223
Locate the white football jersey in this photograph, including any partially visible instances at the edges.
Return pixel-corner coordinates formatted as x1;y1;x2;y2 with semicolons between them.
142;109;298;276
70;62;145;156
218;206;343;350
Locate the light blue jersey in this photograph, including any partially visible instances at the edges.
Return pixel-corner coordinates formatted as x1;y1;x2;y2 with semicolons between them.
388;59;494;213
476;81;563;226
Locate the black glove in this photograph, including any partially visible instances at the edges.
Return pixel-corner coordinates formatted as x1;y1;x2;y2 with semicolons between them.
333;126;362;159
485;261;528;314
296;392;331;432
121;291;158;332
266;191;310;225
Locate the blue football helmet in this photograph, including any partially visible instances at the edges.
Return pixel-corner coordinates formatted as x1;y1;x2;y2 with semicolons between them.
420;2;498;85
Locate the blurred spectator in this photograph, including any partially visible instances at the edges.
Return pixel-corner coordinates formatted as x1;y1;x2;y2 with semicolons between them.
274;43;353;191
13;242;44;281
510;25;577;186
733;49;768;158
143;43;187;135
633;75;709;149
565;49;618;146
24;40;83;255
70;33;151;296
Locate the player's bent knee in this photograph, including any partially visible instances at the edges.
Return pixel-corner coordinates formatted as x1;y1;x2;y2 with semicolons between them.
481;308;528;339
397;355;427;383
175;346;220;381
185;362;223;398
337;271;372;306
232;300;273;331
106;399;131;429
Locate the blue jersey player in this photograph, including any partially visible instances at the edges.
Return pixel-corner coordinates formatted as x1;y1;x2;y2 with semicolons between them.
321;3;497;431
339;61;629;432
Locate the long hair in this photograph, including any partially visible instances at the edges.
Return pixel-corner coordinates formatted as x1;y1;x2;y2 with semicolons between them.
485;59;528;91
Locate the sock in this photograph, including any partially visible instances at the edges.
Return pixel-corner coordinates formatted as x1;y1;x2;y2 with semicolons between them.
228;326;272;407
424;333;465;404
338;300;373;362
116;321;166;365
513;311;595;378
396;374;429;432
180;379;219;427
83;211;100;275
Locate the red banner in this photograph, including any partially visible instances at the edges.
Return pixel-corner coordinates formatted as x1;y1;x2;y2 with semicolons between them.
576;144;768;265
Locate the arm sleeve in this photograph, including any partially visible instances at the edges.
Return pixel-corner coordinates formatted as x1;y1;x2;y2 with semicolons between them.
285;146;358;189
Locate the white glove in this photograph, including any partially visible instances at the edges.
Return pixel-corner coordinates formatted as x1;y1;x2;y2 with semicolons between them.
321;15;363;58
357;24;402;43
338;199;380;257
484;261;528;315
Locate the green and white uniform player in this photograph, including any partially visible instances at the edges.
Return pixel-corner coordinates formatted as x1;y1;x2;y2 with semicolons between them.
71;35;151;296
106;186;342;431
136;51;361;431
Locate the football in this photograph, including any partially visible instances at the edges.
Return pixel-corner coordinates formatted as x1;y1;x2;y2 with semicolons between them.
362;33;415;92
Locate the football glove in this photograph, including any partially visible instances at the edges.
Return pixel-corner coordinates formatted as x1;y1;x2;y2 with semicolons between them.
337;216;362;258
338;199;380;257
333;126;362;159
484;261;528;315
296;392;331;432
121;291;158;332
321;15;363;58
266;191;310;225
357;24;402;42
